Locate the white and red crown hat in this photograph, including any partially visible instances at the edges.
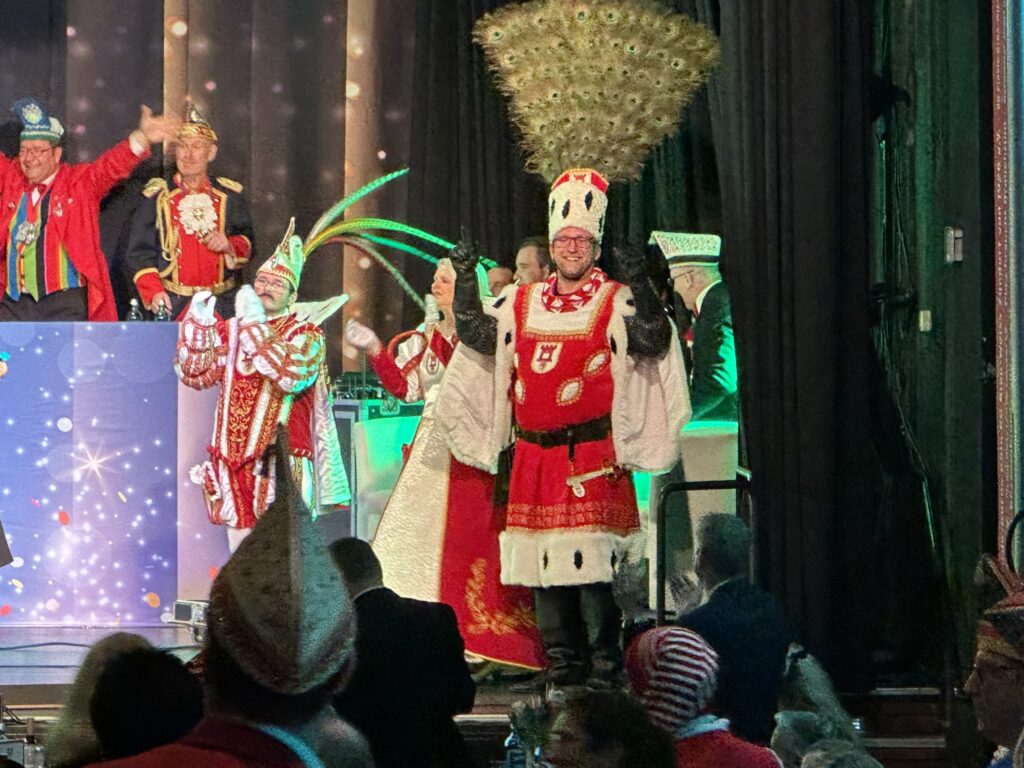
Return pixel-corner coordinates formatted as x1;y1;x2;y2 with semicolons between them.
257;217;305;291
548;168;609;243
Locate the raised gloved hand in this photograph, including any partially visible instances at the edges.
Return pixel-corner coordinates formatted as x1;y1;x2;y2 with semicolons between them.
345;319;383;356
235;285;267;326
186;290;217;326
449;239;481;276
615;243;672;359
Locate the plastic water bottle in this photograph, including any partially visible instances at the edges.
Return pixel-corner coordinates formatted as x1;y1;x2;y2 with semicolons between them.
423;294;439;328
153;303;170;322
503;729;527;768
126;299;144;321
23;718;45;768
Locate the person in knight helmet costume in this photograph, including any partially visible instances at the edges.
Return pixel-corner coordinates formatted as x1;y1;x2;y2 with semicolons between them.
176;220;349;552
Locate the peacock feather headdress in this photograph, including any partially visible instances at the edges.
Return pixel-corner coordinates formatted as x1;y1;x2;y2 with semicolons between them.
258;168;471;311
474;0;720;183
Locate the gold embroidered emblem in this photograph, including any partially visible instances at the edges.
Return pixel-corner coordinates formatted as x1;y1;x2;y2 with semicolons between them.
464;558;537;635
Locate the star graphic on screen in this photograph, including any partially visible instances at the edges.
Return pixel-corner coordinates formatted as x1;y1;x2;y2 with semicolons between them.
74;443;118;483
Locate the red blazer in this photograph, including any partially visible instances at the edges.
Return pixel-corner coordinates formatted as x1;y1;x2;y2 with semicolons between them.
0;139;146;321
674;730;782;768
84;717;309;768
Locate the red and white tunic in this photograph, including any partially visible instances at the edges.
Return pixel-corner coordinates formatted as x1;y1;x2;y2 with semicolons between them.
501;275;641;587
436;271;692;591
177;312;349;528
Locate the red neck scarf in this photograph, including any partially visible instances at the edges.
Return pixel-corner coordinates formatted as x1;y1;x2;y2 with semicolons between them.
541;268;607;313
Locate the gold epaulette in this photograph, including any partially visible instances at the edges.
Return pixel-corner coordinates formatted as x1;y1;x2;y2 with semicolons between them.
216;177;243;193
143;178;169;198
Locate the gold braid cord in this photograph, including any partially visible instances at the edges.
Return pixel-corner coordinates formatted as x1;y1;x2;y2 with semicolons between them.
474;0;720;182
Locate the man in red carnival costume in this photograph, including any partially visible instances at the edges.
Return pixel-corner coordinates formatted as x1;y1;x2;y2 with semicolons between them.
176;219;349;552
0;98;178;321
438;168;690;688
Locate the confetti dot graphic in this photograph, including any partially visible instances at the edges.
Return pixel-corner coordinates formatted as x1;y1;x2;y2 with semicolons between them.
58;510;71;526
143;592;160;608
208;566;219;580
10;579;23;590
57;417;73;432
0;605;11;617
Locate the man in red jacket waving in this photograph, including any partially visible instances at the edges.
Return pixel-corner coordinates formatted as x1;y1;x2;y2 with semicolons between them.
0;97;178;321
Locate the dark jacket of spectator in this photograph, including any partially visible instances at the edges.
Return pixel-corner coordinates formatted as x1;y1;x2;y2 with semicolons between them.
334;585;476;768
678;577;791;743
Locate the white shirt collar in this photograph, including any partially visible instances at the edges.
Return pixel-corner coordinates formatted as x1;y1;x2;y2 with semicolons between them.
694;279;721;316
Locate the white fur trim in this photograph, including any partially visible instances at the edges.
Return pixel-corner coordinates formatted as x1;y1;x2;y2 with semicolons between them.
608;288;692;472
499;529;643;588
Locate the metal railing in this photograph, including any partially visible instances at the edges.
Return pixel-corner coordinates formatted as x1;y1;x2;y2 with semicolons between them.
654;470;752;624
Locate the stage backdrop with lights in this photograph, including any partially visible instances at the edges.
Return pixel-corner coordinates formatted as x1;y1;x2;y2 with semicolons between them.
0;322;239;627
0;323;180;625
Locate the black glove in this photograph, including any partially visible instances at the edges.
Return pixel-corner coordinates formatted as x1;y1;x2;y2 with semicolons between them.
614;244;672;359
449;239;481;276
450;240;497;356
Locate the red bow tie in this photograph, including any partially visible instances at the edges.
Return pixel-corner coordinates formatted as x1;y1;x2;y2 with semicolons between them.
31;183;48;196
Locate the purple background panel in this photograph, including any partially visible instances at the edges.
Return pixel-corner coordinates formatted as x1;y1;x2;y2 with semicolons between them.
0;323;178;626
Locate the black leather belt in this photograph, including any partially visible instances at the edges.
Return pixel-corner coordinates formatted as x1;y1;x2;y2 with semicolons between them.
515;414;612;461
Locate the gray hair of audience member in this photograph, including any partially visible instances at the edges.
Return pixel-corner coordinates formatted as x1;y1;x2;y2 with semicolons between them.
46;632;154;768
772;711;845;768
779;645;860;743
695;513;751;580
800;739;883;768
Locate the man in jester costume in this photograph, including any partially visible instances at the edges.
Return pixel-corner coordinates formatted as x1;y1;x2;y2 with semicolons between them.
176;219;349;552
437;168;690;687
125;103;255;319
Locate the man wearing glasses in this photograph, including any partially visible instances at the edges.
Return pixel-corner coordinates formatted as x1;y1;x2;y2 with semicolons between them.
440;168;690;689
0;98;178;321
125;104;255;320
176;221;349;552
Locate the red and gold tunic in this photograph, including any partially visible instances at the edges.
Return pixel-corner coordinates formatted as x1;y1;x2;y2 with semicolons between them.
177;311;330;528
128;175;254;314
502;272;640;587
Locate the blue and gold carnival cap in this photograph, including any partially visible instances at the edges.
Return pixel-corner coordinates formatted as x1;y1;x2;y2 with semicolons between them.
11;98;64;145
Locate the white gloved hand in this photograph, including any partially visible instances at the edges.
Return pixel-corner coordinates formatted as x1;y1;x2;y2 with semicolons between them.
345;318;382;353
235;285;267;326
187;290;217;326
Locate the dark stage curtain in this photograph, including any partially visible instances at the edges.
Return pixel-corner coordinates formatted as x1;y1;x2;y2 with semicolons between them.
695;0;882;685
406;0;554;272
